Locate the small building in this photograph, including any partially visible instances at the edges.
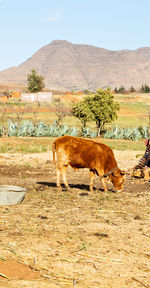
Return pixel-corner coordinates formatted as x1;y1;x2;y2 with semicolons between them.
21;92;52;103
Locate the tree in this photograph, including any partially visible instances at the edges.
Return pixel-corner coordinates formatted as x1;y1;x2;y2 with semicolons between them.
27;69;45;92
73;88;120;136
55;102;72;127
130;86;136;93
114;86;125;94
72;100;94;127
114;87;119;94
87;88;120;136
118;85;125;93
141;84;150;93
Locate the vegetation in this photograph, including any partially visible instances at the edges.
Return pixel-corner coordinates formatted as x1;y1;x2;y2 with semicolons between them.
0;137;145;153
54;102;72;127
141;84;150;93
0;89;149;144
83;89;93;95
130;86;136;92
0;116;147;141
114;84;150;93
72;101;94;128
73;88;120;136
103;125;148;141
114;86;126;94
27;69;45;92
5;120;96;138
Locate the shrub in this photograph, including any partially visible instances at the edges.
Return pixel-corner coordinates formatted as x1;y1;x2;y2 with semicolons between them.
141;84;150;93
81;127;97;138
8;121;18;136
18;120;35;137
103;125;148;140
0;125;3;137
35;122;49;137
5;120;149;141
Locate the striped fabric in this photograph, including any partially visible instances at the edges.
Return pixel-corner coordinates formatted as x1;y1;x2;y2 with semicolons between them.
135;141;150;169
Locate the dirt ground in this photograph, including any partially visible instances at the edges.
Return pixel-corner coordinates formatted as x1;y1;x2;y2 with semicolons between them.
0;150;150;288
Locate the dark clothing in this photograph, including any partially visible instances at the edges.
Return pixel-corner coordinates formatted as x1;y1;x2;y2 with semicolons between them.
135;140;150;169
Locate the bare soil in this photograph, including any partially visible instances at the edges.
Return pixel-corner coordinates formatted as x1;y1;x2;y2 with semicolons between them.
0;150;150;288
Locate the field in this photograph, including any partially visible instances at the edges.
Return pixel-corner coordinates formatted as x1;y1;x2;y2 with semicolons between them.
0;137;149;288
0;92;150;130
0;93;150;288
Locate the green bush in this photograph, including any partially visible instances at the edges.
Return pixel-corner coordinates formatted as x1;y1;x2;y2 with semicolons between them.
35;121;49;137
5;120;149;141
18;120;35;137
8;121;18;136
103;125;148;140
0;125;3;137
6;120;97;138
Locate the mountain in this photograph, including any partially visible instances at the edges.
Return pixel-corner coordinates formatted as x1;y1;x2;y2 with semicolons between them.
0;40;150;91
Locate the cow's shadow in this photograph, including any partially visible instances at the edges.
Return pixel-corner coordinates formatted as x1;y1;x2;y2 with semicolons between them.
37;181;106;194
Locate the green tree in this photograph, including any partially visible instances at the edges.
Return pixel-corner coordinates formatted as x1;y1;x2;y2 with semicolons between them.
72;100;94;127
114;87;119;94
118;85;125;93
73;88;120;136
141;84;145;93
27;69;45;92
130;86;136;93
87;88;120;136
141;84;150;93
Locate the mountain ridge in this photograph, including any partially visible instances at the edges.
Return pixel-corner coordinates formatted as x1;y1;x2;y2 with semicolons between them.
0;40;150;91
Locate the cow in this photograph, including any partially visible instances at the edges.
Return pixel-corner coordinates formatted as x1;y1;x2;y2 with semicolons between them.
52;135;125;192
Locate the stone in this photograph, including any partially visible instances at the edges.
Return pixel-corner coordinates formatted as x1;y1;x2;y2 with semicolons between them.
0;185;27;205
143;167;150;180
132;169;141;178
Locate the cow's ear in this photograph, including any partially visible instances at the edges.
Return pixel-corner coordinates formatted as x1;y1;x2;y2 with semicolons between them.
120;170;126;175
113;169;126;177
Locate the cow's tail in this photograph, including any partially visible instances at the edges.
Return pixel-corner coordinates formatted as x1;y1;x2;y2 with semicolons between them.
52;141;56;166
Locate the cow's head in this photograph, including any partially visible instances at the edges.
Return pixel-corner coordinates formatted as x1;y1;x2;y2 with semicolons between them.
110;169;126;192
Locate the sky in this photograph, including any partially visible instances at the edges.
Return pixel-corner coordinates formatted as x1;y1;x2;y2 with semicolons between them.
0;0;150;71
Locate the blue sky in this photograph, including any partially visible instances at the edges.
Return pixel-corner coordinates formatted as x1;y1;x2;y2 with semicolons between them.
0;0;150;71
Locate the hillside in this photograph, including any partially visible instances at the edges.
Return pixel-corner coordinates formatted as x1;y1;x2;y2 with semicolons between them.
0;40;150;91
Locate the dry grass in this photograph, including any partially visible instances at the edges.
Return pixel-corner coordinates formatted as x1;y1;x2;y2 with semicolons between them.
0;152;150;288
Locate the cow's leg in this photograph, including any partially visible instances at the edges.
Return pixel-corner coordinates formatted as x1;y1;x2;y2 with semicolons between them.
101;177;108;192
96;168;108;192
56;166;62;190
61;165;70;190
89;170;95;191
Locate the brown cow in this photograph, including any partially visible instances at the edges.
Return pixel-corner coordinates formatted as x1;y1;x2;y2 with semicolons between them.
52;136;125;192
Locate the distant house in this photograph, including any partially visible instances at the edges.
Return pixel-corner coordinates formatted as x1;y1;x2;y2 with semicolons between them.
21;92;52;103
